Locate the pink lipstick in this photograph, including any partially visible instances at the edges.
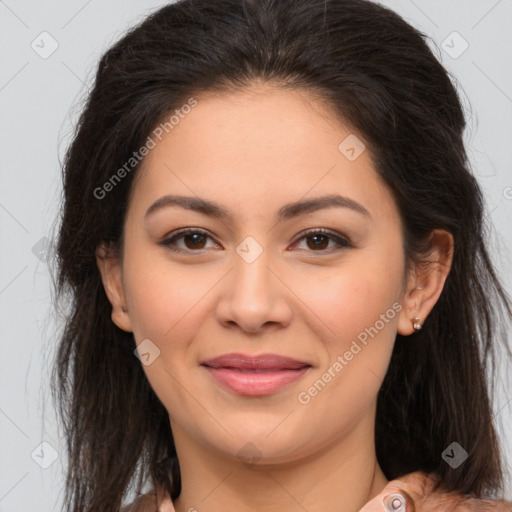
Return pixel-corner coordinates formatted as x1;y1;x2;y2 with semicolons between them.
201;353;311;396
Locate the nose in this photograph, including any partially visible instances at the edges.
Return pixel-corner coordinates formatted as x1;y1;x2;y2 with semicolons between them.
214;244;292;335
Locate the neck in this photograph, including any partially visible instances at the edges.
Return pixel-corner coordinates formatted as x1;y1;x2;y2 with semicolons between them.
171;411;388;512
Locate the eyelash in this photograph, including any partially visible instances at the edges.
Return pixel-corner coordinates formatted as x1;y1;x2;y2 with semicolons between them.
159;228;353;254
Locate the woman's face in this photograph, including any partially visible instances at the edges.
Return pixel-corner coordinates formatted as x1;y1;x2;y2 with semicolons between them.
99;84;423;465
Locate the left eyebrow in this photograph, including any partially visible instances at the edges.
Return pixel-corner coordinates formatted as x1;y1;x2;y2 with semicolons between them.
144;193;371;221
277;194;371;220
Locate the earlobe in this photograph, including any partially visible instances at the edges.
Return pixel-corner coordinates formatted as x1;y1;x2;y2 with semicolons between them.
397;229;454;336
96;243;133;333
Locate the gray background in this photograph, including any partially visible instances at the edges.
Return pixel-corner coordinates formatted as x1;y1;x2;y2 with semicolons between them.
0;0;511;510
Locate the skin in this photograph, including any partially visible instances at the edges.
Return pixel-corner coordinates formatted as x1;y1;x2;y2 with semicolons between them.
97;83;454;512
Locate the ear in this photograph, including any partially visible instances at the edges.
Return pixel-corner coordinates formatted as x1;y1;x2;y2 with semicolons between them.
96;243;133;332
397;229;454;336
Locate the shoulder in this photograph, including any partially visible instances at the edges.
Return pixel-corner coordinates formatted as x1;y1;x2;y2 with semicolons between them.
360;471;512;511
434;495;512;511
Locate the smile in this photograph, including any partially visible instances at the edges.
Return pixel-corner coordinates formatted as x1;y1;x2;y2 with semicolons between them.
201;353;312;396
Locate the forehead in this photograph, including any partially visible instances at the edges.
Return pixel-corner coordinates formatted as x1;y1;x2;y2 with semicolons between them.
128;85;399;226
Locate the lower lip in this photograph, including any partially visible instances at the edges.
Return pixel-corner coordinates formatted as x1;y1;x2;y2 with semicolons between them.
202;366;310;396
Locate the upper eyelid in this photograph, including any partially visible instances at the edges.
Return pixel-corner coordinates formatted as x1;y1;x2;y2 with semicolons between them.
162;227;352;249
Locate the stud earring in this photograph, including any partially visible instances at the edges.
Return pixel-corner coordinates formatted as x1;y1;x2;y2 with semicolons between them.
412;317;422;330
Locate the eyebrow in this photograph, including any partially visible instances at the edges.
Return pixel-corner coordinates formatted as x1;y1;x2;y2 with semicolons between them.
144;194;371;221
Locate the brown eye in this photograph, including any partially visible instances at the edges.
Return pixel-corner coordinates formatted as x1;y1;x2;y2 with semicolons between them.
160;229;218;253
182;232;207;249
293;229;352;252
160;228;352;254
305;233;330;250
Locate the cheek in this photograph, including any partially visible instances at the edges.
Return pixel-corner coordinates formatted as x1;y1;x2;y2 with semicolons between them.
123;245;212;344
291;248;403;403
122;249;210;409
293;269;401;428
293;255;403;348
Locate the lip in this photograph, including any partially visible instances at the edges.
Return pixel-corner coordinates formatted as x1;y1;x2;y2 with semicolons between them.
201;353;312;396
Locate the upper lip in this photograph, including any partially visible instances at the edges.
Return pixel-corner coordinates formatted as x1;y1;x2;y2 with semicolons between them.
201;353;311;370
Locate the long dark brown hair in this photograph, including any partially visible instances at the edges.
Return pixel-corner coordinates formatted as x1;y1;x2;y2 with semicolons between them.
50;0;512;510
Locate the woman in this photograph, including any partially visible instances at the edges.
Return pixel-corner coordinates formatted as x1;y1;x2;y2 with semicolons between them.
51;0;512;511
